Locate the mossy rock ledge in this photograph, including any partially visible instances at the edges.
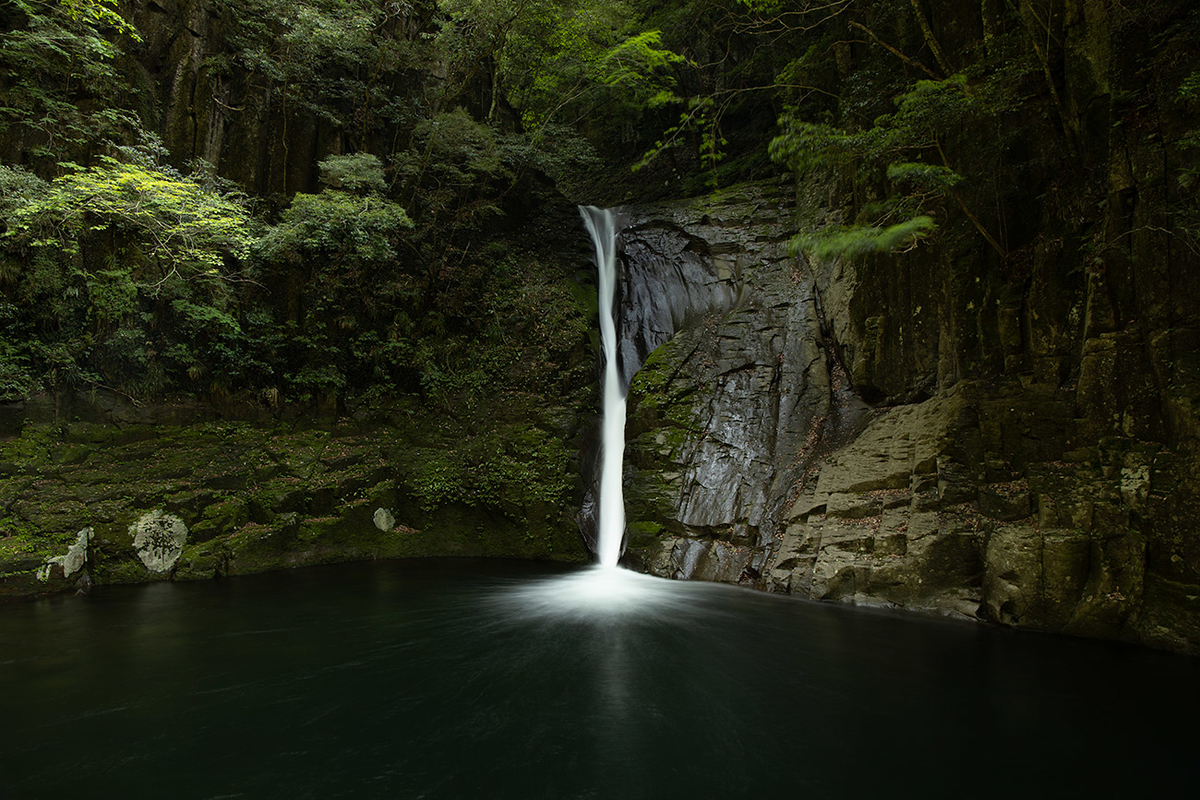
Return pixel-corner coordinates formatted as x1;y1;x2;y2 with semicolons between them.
0;399;589;596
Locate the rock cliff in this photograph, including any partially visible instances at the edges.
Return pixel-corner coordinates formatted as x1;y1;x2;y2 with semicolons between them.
616;175;1199;654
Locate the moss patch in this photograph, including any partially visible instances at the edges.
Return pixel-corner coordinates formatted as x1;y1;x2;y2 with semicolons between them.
0;392;589;595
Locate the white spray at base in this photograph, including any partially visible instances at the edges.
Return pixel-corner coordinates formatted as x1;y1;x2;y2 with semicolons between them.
580;206;625;568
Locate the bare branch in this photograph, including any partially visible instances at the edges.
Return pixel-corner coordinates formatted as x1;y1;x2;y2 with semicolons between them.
847;21;941;80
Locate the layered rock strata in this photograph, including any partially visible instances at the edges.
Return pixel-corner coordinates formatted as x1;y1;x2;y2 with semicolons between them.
619;179;1200;653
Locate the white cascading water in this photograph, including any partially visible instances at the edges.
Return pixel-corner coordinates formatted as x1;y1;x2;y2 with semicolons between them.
579;206;625;568
498;207;680;614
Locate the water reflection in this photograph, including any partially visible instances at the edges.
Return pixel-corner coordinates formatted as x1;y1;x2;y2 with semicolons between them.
2;559;1198;800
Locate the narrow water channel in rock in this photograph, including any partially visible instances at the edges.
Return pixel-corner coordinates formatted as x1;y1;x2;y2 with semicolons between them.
3;559;1197;799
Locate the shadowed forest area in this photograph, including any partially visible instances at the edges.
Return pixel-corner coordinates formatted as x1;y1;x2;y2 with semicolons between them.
3;0;1191;410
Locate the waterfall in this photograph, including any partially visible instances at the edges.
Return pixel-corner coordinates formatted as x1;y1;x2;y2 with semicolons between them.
580;206;625;568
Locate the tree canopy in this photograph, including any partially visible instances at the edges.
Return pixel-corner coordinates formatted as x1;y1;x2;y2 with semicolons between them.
1;0;1197;405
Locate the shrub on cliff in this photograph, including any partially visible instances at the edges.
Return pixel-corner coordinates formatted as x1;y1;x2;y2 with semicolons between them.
0;145;256;396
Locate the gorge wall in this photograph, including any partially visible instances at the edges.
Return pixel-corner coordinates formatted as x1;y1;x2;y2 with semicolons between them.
616;173;1199;654
592;0;1200;655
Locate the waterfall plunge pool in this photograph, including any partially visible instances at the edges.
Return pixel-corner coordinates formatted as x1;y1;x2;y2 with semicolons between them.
3;558;1197;799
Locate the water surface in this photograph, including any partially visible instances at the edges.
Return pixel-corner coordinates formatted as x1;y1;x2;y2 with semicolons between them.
2;559;1197;799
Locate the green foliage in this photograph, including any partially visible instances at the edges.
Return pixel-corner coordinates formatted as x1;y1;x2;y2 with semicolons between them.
767;120;855;174
319;153;387;194
772;76;979;173
171;299;240;335
873;76;978;155
396;109;508;194
498;123;602;198
772;73;1012;258
0;317;39;400
8;153;254;274
59;0;138;39
0;163;51;208
495;0;606;128
598;29;685;101
886;162;962;192
434;0;683;129
0;0;139;162
249;153;420;402
635;95;728;188
258;189;412;266
411;423;572;513
434;0;683;190
0;0;599;412
215;0;421;145
789;217;936;259
0;152;255;395
610;0;856;188
1179;70;1200;103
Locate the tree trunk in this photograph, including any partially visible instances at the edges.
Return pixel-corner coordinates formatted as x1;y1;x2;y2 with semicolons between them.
908;0;954;76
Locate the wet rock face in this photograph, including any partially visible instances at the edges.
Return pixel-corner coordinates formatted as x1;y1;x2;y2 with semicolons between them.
760;386;1116;630
613;222;739;392
616;180;870;576
617;178;1200;654
576;201;749;557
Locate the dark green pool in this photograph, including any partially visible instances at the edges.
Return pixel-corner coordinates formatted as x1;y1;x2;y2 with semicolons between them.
2;559;1197;799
